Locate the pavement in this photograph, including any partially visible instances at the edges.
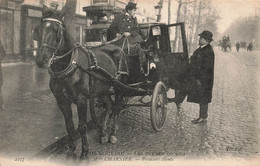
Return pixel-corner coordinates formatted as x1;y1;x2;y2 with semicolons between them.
0;48;259;166
49;48;260;165
0;62;80;159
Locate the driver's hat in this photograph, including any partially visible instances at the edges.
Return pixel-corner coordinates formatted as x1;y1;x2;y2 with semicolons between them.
198;30;214;42
125;2;137;11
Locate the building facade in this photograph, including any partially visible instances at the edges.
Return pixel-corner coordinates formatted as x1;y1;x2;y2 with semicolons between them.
0;0;24;61
0;0;157;61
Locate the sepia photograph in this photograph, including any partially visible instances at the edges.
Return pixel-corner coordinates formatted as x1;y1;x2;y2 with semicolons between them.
0;0;259;165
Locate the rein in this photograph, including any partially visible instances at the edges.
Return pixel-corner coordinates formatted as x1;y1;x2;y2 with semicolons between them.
42;18;139;92
85;34;124;48
49;43;80;66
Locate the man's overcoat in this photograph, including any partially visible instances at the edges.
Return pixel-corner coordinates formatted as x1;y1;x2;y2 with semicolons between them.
187;44;215;103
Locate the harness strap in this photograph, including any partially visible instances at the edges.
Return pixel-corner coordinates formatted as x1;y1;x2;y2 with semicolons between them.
49;46;146;93
48;63;78;79
78;66;113;85
79;65;146;93
51;46;78;63
86;34;124;48
121;37;130;54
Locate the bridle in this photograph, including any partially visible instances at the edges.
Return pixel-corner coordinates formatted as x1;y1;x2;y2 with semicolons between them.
40;18;64;56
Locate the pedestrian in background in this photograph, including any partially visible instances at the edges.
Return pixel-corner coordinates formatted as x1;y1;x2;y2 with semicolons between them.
168;30;215;124
236;42;240;52
0;40;6;111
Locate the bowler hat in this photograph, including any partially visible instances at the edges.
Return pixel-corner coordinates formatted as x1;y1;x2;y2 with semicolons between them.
125;2;137;11
198;30;213;41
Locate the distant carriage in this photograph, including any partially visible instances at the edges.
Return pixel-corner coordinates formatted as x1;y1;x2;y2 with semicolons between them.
221;36;231;52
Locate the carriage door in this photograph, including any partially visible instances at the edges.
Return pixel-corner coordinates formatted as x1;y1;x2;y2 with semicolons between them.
163;23;189;90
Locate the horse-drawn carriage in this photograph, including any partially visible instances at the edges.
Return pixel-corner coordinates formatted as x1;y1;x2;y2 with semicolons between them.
219;36;231;52
33;6;188;159
85;22;189;131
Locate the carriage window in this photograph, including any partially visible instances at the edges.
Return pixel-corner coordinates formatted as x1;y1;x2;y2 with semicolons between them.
85;29;107;42
169;26;183;53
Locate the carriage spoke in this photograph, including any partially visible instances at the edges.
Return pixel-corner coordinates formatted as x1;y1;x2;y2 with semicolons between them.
155;88;166;128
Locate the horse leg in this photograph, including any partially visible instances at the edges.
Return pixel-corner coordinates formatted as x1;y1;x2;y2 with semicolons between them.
77;95;89;159
100;95;113;144
56;98;76;158
110;94;122;144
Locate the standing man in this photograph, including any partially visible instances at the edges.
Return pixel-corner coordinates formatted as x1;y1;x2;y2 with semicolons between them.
236;42;240;52
169;30;215;124
108;1;146;76
0;40;6;111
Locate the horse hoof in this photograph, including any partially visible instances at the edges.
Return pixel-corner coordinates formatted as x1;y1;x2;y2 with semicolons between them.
110;135;118;144
80;153;89;160
66;152;76;160
101;136;109;144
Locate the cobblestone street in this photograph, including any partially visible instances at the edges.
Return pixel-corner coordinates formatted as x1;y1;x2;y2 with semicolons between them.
0;48;259;166
48;48;259;164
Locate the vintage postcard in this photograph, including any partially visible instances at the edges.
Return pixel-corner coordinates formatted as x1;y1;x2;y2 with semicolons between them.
0;0;259;165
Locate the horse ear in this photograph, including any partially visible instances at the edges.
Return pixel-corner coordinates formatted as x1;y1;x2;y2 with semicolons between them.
58;5;66;19
43;4;48;13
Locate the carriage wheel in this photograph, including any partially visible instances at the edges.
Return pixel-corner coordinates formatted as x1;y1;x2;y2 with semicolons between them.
150;81;167;132
90;98;107;128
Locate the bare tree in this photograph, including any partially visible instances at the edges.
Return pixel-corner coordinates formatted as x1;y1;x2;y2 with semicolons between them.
187;0;197;54
64;0;77;39
173;0;194;52
172;0;183;52
155;0;164;22
223;13;260;49
170;0;219;53
168;0;171;24
192;0;203;50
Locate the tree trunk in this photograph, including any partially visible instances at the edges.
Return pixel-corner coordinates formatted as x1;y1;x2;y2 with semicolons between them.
193;0;202;51
188;0;197;54
168;0;171;24
173;0;182;52
64;0;77;39
179;2;188;51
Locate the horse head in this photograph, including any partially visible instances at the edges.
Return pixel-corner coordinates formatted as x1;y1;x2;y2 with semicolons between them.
34;5;67;69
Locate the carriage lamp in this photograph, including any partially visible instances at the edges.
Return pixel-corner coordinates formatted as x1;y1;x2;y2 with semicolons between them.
152;26;161;36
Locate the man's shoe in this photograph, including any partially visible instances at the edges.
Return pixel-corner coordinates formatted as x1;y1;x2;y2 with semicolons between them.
175;102;182;110
191;117;207;124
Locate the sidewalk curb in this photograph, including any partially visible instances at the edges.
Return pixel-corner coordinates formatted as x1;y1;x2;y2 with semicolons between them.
2;62;34;67
32;120;97;159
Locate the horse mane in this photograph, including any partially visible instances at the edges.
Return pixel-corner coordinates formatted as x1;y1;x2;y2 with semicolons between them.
62;23;75;49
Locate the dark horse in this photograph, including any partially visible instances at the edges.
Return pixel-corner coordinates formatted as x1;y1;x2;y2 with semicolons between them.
34;6;124;159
